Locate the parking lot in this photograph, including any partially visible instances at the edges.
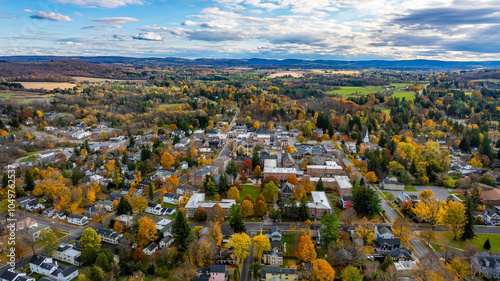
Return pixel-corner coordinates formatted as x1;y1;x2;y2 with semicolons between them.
383;185;455;201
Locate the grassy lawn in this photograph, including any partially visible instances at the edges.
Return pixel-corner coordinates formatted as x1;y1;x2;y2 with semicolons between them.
404;186;417;192
21;155;38;162
327;86;387;98
432;231;500;252
240;185;260;201
282;235;298;255
27;150;41;155
162;202;177;208
0;92;16;99
57;231;69;239
29;273;46;281
389;83;426;88
159;103;183;108
382;192;396;201
392;90;415;100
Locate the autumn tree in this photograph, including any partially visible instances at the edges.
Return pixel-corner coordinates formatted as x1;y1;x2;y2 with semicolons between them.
253;121;260;129
226;233;251;264
113;221;123;233
209;222;223;247
412;198;445;230
448;258;469;280
296;235;317;263
79;228;101;250
243;194;255;205
340;207;357;230
443;201;467;240
314;259;335;281
419;229;436;245
355;219;376;244
194;206;207;221
209;203;225;223
300;177;314;194
262;181;279;203
254;200;267;217
252;234;271;261
253;165;262;177
419;190;435;199
365;171;377;183
135;216;158;247
241;199;254;218
161;152;175;170
341;266;363;281
392;217;411;244
131;196;148;213
287;174;298;185
37;228;59;256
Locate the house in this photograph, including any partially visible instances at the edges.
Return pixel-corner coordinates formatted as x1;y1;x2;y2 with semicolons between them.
474;208;500;225
384;248;413;261
53;211;66;220
143;242;158;256
221;225;234;245
397;192;412;206
177;185;198;196
180;161;189;170
213;157;232;172
26;199;45;212
185;193;236;218
334;175;353;196
375;237;401;252
260;266;298;281
380;177;405;191
236;140;253;156
171;129;186;139
163;207;176;216
190;166;219;187
196;265;228;281
16;197;36;209
67;214;88;226
29;256;79;281
156;219;173;234
16;217;38;231
152;170;171;181
279;182;294;201
281;153;295;168
307;191;333;219
174;137;191;148
262;248;283;265
0;270;35;281
72;130;91;140
159;235;173;249
98;228;123;245
116;215;134;226
340;196;352;209
146;202;164;215
260;154;278;168
472;252;500;279
95;200;114;212
53;244;81;265
163;193;183;205
375;225;394;239
39;151;55;163
265;226;282;242
43;207;56;218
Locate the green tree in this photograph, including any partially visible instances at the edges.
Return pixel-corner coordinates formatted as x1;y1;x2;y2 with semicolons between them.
25;170;35;192
298;197;309;221
233;264;240;281
204;175;217;196
461;196;475;241
320;213;340;247
2;172;7;188
81;247;98;266
341;266;363;281
95;252;110;271
37;228;59;256
229;205;246;233
351;182;381;219
316;177;324;191
173;209;191;251
484;238;491;250
226;160;238;179
380;255;394;271
262;181;279;203
79;228;101;250
148;184;154;200
116;196;132;215
217;173;230;195
252;148;260;168
88;265;105;281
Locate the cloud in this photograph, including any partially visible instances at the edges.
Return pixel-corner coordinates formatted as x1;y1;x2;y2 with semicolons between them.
132;32;163;41
74;11;84;17
52;0;144;8
393;7;500;26
92;17;141;24
81;24;121;30
181;20;198;26
30;11;73;21
24;9;32;12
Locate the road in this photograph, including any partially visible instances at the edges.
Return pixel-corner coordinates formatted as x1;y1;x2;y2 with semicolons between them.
219;108;240;158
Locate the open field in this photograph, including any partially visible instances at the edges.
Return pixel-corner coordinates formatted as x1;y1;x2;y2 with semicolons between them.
471;79;500;82
327;86;387;98
72;76;146;83
159;103;183;108
240;184;260;201
428;231;500;252
16;82;76;90
405;186;417;192
311;69;360;75
392;90;415;100
268;71;305;78
0;91;54;100
0;92;16;98
390;83;426;88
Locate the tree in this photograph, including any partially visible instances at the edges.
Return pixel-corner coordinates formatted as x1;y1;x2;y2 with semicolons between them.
204;176;217;196
194;206;207;221
217;173;230;195
365;171;377;183
340;207;356;230
300;177;314;194
161;152;175;170
314;259;336;281
351;183;381;219
252;149;260;168
79;228;101;250
233;264;241;281
209;203;225;223
355;219;376;244
81;247;98;266
419;189;435;199
287;174;298;184
253;121;260;129
229;205;246;233
442;201;466;240
484;238;491;250
37;228;59;256
241;200;254;218
320;213;340;247
173;209;191;250
89;265;105;281
256;194;265;204
380;255;394;271
226;233;251;264
253;165;262;177
262;181;279;203
208;222;222;248
392;217;411;244
254;200;267;217
95;252;110;271
116;196;132;215
316;177;324;191
296;235;316;263
448;258;469;280
252;234;271;261
419;229;436;245
226;160;238;179
341;266;363;281
243;194;255;205
412;198;445;230
136;216;158;247
25;170;35;192
131;196;148;213
462;196;476;241
113;221;123;233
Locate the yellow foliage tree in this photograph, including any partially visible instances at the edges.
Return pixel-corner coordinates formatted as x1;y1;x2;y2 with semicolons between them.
442;201;467;240
227;186;240;202
314;259;336;281
135;216;158;247
419;189;434;199
226;233;251;264
252;234;271;261
296;235;317;263
161;152;175;170
355;219;376;244
412;198;445;230
365;171;377;183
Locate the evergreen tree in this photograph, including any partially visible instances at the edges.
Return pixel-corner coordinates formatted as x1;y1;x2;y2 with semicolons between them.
217;173;230;195
233;265;241;281
484;238;491;250
226;160;238;179
148;184;154;200
461;196;476;241
379;133;387;148
140;145;152;161
320;213;340;247
2;172;8;188
203;174;217;196
480;135;493;160
380;255;394;271
459;137;470;153
351;182;381;219
252;148;260;168
172;210;191;251
316;177;324;191
229;205;246;233
298;197;309;221
24;170;35;192
116;196;132;215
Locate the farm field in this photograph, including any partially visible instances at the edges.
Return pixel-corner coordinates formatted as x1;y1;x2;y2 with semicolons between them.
391;90;415;100
390;83;426;88
327;86;387;98
311;69;360;75
16;82;77;90
159;103;183;108
0;91;54;100
72;76;146;83
0;92;16;98
268;71;305;78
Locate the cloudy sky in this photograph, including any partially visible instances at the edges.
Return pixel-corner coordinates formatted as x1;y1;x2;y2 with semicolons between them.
1;0;500;60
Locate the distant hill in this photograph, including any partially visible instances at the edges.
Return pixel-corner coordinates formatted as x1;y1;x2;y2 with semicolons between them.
1;56;500;70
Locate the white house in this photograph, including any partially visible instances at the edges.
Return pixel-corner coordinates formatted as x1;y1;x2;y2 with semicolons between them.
380;177;405;191
30;256;79;281
163;193;183;205
98;228;123;245
143;242;159;256
0;270;35;281
116;215;134;226
145;202;164;215
375;225;394;239
53;244;81;265
176;185;197;196
26;199;45;212
67;214;88;226
159;235;173;249
95;200;114;212
265;226;282;242
71;131;91;140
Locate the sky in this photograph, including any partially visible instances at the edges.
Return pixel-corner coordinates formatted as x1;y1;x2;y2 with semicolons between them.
1;0;500;60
